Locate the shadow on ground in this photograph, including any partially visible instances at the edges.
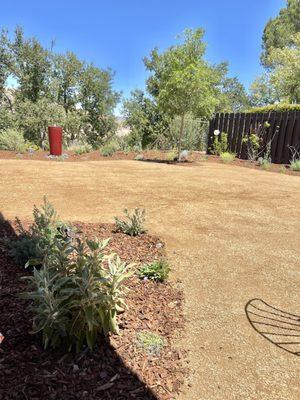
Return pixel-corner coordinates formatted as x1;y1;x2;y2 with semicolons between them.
245;298;300;356
0;212;159;399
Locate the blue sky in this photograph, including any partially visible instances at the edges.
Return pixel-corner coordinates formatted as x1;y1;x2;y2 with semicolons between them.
1;0;285;113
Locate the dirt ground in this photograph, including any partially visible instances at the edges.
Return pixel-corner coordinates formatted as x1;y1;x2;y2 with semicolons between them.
0;158;299;399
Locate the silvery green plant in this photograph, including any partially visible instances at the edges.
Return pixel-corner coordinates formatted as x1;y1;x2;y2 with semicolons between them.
115;208;146;236
21;236;133;351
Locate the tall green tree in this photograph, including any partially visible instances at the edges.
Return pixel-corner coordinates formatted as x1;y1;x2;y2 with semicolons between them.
122;90;169;149
144;28;222;156
249;74;280;107
79;64;120;146
261;0;300;67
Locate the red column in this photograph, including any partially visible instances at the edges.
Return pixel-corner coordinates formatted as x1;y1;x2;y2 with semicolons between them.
48;126;62;156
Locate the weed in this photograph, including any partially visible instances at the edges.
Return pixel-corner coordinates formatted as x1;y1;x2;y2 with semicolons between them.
290;159;300;171
138;260;170;282
137;331;165;356
166;149;177;161
100;143;117;157
74;144;92;155
115;208;146;236
279;165;287;174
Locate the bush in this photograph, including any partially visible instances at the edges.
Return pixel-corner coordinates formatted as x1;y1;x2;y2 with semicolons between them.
5;197;60;266
279;165;287;174
211;132;228;155
247;103;300;114
220;152;235;164
115;208;146;236
74;144;93;155
290;159;300;171
166;149;177;161
137;331;164;356
21;236;133;351
100;143;118;157
135;153;144;161
0;129;27;152
138;260;170;282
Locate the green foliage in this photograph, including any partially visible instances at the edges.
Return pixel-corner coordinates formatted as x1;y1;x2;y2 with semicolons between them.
21;236;133;351
166;149;177;161
211;132;228;155
137;331;165;356
247;103;300;113
6;197;59;266
220;152;235;164
261;0;300;67
290;159;300;171
279;165;287;174
217;76;250;112
138;260;170;282
100;142;118;157
74;144;93;155
115;208;146;236
249;74;280;107
0;128;27;152
259;158;271;170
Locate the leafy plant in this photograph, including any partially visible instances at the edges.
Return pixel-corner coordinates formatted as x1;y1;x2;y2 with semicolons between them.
5;197;60;266
115;208;146;236
211;132;228;155
100;143;117;157
21;236;133;351
137;331;165;356
166;149;177;161
74;144;93;155
0;129;28;152
220;152;235;164
290;159;300;171
279;165;287;174
138;260;170;282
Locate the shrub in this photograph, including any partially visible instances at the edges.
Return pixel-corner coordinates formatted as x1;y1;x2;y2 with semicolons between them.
211;132;228;155
74;144;93;155
166;149;177;161
137;331;164;356
115;208;146;236
247;103;300;114
21;236;133;351
0;129;27;152
290;159;300;171
260;160;271;170
135;153;144;161
100;143;118;157
5;197;60;266
220;152;235;164
279;165;287;174
138;260;170;282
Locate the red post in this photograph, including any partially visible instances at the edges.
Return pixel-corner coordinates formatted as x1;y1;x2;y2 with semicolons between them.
48;126;62;156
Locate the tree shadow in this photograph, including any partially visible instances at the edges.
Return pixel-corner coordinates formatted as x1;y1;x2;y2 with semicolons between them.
245;298;300;356
137;158;192;165
0;213;159;399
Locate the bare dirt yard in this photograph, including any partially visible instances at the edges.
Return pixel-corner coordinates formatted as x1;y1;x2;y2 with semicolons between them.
0;158;299;399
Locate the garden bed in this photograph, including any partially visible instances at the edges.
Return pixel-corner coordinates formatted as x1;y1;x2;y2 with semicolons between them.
0;149;299;175
0;220;186;400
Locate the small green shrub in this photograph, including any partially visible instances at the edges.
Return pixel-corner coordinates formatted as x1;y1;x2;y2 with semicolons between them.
135;153;144;161
211;132;228;155
290;159;300;171
279;165;287;174
260;160;271;170
166;149;177;161
5;197;60;266
220;152;235;164
100;143;117;157
74;144;93;155
137;331;165;356
115;208;146;236
247;103;300;114
21;236;133;351
138;260;170;282
0;129;27;152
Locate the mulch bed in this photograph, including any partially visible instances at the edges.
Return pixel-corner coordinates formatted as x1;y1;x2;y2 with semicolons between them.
0;220;187;400
0;149;299;175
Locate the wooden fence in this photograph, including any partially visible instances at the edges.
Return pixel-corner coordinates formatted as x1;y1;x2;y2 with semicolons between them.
207;111;300;164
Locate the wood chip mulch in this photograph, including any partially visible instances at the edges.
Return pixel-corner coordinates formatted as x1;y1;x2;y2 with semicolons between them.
0;220;187;400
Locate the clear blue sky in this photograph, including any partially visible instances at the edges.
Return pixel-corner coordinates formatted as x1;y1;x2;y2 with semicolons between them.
1;0;285;112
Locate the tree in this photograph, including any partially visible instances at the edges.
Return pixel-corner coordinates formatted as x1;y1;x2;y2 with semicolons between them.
144;28;222;157
261;0;300;67
79;64;120;146
53;51;83;113
9;26;52;102
218;76;250;112
268;33;300;103
122;90;169;149
249;74;280;107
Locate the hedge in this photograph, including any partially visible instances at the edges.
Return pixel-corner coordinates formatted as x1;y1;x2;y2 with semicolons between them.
246;103;300;114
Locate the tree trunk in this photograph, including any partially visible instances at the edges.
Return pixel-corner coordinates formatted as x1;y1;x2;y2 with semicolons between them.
177;113;185;160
